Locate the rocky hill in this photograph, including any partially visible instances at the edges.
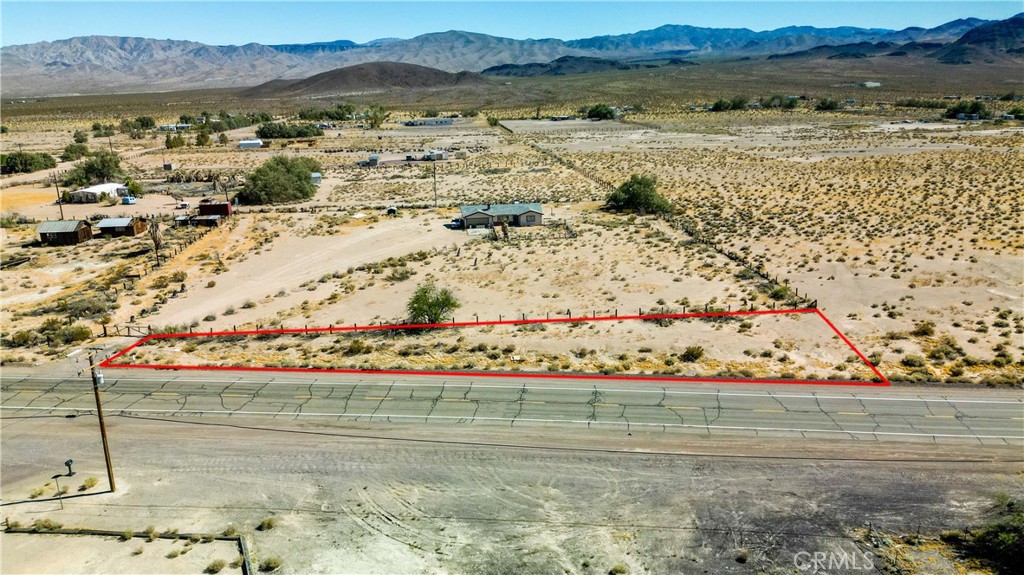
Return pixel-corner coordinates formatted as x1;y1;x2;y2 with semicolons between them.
241;62;487;98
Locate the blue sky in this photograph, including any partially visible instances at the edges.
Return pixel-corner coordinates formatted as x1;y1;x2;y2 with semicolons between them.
2;1;1020;47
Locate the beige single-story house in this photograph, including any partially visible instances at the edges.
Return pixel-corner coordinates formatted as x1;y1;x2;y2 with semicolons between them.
458;203;543;229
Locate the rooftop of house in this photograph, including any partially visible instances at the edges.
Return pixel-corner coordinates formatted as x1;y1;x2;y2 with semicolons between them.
37;220;90;233
72;182;125;194
97;218;136;228
460;203;543;218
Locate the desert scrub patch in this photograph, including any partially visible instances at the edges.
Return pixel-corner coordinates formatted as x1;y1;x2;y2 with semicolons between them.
680;346;705;362
32;518;63;531
259;557;283;572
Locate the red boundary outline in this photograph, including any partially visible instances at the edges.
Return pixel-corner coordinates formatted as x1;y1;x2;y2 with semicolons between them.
100;308;889;387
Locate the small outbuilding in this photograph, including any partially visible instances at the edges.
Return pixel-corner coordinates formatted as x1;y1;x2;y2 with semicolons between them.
97;217;148;237
238;139;263;149
311;172;323;185
198;201;232;217
193;215;222;227
37;220;93;245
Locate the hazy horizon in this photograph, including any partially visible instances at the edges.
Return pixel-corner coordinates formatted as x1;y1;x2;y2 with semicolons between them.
2;1;1020;48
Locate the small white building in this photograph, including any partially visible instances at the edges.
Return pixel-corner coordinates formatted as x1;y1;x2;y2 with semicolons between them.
68;182;128;203
861;81;882;88
311;172;322;185
238;139;263;149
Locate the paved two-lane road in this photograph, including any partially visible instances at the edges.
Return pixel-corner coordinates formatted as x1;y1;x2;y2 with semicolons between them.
2;371;1021;444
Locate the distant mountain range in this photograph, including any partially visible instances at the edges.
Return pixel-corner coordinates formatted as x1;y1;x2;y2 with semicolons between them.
1;14;1020;96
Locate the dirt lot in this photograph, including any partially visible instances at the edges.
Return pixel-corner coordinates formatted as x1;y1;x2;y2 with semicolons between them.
2;112;1021;385
2;412;1021;575
1;532;242;575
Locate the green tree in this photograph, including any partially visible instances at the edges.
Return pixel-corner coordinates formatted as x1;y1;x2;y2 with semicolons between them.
165;133;186;149
195;130;212;147
124;177;143;197
944;101;991;119
729;95;749;110
606;174;673;214
73;130;89;143
586;104;615;120
487;117;500;127
711;99;733;112
62;151;123;188
815;98;840;111
236;156;323;205
218;133;229;145
0;125;8;134
135;116;156;129
92;124;115;137
2;151;57;174
366;106;390;129
406;281;461;324
254;123;324;139
761;94;796;109
61;143;90;162
119;119;140;133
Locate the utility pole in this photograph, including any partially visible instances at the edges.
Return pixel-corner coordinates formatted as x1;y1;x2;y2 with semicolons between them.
52;175;64;220
87;349;116;492
432;162;437;208
107;136;113;154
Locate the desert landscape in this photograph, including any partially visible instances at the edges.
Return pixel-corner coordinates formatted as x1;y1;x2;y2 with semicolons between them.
2;108;1021;386
2;7;1023;575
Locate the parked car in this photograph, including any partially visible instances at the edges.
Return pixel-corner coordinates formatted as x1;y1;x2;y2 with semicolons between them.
121;196;137;205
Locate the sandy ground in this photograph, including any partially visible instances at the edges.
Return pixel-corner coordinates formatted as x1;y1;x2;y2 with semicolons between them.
122;311;880;381
1;532;242;575
2;114;1021;387
1;411;1020;574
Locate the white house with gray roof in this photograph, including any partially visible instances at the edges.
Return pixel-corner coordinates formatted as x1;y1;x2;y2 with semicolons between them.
458;203;543;229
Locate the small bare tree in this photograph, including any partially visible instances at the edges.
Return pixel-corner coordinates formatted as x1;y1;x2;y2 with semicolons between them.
149;219;162;267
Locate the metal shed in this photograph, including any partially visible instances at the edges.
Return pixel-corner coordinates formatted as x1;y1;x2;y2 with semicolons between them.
97;217;148;237
37;220;93;245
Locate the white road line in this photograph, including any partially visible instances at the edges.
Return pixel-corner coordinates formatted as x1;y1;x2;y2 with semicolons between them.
1;405;1021;440
5;376;1022;405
